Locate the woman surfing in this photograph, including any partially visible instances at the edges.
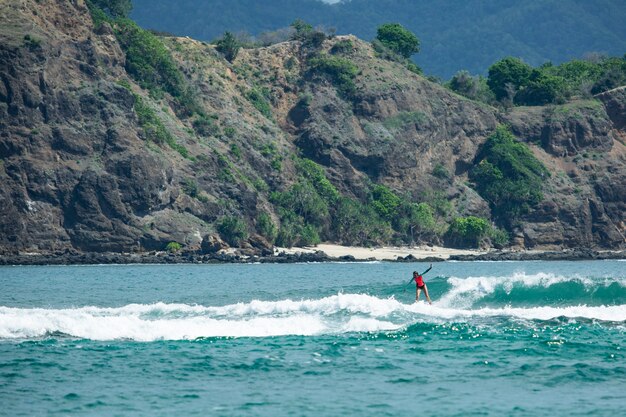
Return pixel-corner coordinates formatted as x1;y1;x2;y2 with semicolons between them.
408;264;433;304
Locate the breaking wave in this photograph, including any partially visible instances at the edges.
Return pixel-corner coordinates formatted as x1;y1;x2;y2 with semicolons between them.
2;272;625;341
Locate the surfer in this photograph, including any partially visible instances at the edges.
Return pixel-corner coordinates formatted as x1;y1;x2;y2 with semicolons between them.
410;264;433;304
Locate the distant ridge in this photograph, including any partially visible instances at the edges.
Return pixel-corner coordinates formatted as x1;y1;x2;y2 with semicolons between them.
131;0;626;78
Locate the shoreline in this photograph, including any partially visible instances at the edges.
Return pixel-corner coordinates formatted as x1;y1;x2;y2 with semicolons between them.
0;244;625;266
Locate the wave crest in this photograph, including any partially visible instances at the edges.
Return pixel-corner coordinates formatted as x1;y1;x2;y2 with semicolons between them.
1;288;625;341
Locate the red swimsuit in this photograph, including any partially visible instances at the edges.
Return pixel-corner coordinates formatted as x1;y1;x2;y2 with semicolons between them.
415;275;424;287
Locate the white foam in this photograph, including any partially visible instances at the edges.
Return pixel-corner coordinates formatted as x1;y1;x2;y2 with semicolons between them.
1;291;625;341
437;272;626;308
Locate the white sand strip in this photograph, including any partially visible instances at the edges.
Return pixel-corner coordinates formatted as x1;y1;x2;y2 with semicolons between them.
274;243;488;261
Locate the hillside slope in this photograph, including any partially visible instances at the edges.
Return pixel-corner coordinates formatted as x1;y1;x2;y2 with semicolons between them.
0;0;624;255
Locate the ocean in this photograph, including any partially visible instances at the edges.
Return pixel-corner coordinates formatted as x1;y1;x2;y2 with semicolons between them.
1;261;624;416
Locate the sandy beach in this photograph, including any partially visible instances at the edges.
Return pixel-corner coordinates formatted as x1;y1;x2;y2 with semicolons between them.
274;243;488;261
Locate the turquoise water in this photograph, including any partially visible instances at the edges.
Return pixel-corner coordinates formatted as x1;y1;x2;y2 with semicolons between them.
1;261;625;416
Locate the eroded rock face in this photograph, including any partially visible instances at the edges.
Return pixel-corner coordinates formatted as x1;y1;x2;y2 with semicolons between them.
506;102;614;157
0;2;624;254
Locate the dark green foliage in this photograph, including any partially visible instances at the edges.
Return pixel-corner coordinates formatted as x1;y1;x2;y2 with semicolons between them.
589;56;626;94
445;216;490;248
485;55;626;106
23;34;42;49
114;19;185;98
256;212;277;243
271;160;338;246
332;197;393;246
487;57;533;101
86;1;110;29
165;241;182;252
446;71;494;103
217;216;249;246
307;54;359;97
515;70;567;105
396;202;438;243
290;19;326;48
223;127;236;138
489;227;510;248
110;18;201;118
89;0;132;18
543;59;603;97
132;93;190;158
181;178;199;198
215;32;241;62
469;126;549;220
375;23;420;59
133;94;171;144
275;217;321;247
370;184;401;221
230;143;242;159
330;39;354;55
295;159;340;203
192;114;220;137
432;163;450;180
405;62;423;75
271;181;329;227
245;88;273;119
290;19;314;40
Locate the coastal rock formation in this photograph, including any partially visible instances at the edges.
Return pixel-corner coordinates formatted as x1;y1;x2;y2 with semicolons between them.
0;0;624;255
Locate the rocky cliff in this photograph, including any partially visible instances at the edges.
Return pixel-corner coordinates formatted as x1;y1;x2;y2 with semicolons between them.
0;0;624;255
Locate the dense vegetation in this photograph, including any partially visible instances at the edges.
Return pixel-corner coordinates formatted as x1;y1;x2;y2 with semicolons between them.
307;54;359;97
446;55;626;107
448;55;626;107
469;126;549;222
131;0;626;78
375;23;420;59
265;159;445;247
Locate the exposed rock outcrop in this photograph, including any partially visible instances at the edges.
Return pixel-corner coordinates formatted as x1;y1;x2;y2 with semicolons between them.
0;0;624;257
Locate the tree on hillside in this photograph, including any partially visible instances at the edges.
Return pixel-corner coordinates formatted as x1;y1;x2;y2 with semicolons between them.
89;0;132;18
447;70;494;103
375;23;420;59
216;32;241;62
487;57;533;101
515;70;567;105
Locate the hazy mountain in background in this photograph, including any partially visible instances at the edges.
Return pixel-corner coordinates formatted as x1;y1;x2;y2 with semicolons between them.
131;0;626;78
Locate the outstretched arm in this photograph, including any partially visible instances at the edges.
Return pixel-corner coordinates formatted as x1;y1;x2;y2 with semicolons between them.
421;264;433;276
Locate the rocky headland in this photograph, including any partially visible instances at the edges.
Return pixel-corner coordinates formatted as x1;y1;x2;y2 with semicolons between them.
0;0;624;263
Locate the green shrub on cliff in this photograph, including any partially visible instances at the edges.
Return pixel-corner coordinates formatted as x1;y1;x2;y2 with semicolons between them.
217;216;249;247
469;126;549;220
307;54;359;97
445;216;509;248
446;71;494;103
271;181;329;228
89;0;132;18
487;57;533;101
215;32;241;62
445;216;490;248
484;55;626;105
290;19;327;48
256;212;277;243
245;88;273;119
132;93;190;158
332;197;393;246
370;184;402;221
114;19;184;96
375;23;420;59
295;159;340;203
165;241;182;253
